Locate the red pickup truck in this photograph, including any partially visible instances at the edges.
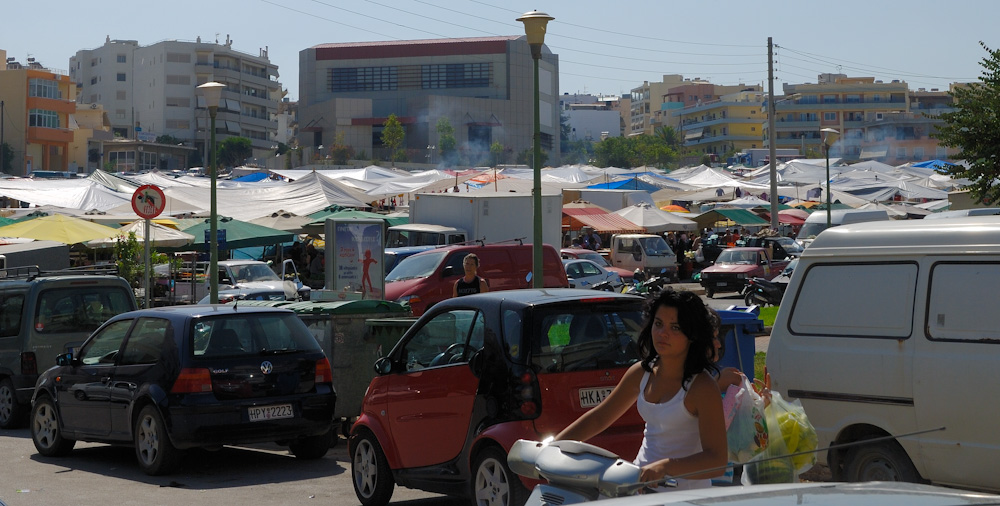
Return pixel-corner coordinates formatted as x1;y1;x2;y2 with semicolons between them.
699;247;790;298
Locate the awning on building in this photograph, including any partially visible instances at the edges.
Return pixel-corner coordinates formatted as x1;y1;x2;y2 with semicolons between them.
684;127;705;141
563;210;644;233
860;147;888;159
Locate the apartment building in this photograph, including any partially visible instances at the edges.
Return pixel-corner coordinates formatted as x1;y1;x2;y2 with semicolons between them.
70;35;282;165
675;90;767;157
857;87;957;165
0;50;76;175
764;74;911;160
298;36;560;166
629;75;688;136
560;93;622;140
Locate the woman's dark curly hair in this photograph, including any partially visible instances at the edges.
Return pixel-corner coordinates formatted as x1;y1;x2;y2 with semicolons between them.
637;289;718;388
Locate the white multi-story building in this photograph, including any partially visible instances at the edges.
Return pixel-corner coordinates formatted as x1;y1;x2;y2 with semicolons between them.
70;35;282;163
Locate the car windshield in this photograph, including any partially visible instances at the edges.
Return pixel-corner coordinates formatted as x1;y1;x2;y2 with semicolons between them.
716;250;758;265
796;222;828;240
232;264;280;282
639;236;674;257
774;237;804;255
578;252;611;267
192;312;321;357
522;303;644;372
385;251;446;282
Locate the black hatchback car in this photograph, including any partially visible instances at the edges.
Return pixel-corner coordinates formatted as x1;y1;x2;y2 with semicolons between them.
29;305;337;475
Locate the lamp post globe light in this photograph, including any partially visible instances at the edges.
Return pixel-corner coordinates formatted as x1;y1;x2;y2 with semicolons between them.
198;81;225;304
517;10;553;289
821;127;840;229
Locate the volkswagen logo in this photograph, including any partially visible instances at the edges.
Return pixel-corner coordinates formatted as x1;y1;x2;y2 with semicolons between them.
260;361;274;374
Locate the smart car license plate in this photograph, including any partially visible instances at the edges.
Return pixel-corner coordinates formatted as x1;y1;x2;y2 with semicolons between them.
579;387;614;408
247;404;294;422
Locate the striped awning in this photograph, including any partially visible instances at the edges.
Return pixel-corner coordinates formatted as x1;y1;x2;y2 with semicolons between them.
563;210;644;233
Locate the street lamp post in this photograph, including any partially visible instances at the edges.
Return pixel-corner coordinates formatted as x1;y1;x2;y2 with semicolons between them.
821;128;840;229
198;81;225;304
518;10;553;289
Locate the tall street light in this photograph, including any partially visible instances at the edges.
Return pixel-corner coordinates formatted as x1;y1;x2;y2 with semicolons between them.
518;9;553;289
198;81;225;304
821;127;840;229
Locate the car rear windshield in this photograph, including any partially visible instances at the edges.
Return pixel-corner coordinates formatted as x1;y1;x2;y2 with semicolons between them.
519;303;644;373
35;286;135;334
192;312;322;358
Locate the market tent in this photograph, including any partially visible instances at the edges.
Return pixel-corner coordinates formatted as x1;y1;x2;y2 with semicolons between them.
613;202;697;232
304;209;408;231
586;178;662;192
660;204;690;213
563;208;644;233
180;217;294;250
248;210;315;234
86;219;196;248
690;208;770;230
0;213;120;244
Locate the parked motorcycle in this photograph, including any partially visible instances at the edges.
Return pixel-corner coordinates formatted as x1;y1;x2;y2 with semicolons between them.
622;268;670;296
508;438;675;505
589;279;618;292
742;276;785;306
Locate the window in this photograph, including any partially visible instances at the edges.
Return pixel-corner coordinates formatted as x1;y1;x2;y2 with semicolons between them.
165;75;191;85
139;151;158;171
166;52;191;63
823;112;837;121
896;147;907;158
117;54;127;63
29;79;60;99
530;308;643;373
115;109;126;120
166;97;190;107
330;66;397;92
845;94;861;103
195;314;322;358
789;262;917;338
398;310;485;370
109;150;135;170
0;294;25;338
117;73;127;82
822;95;838;104
936;146;948;158
90;77;97;85
28;109;60;129
120;318;171;365
35;286;134;335
928;263;1000;342
166;119;190;130
116;91;127;100
79;320;134;365
913;147;925;160
422;63;490;89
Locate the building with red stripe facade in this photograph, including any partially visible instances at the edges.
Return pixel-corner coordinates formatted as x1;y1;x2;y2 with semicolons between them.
298;36;560;166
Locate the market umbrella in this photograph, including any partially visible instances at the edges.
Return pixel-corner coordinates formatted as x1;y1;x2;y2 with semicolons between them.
180;216;294;251
613;202;698;233
86;219;196;249
0;213;119;244
563;199;612;213
660;204;691;213
248;210;314;234
304;209;407;230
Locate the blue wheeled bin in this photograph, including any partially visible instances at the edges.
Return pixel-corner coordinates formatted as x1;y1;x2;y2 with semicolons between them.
716;305;765;380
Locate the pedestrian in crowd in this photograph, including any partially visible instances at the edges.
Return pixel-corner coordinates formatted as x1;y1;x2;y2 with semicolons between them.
556;289;727;491
582;227;602;251
453;253;489;297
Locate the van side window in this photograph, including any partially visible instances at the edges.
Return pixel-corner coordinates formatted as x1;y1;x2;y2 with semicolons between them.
36;287;135;334
789;262;917;338
928;263;1000;342
0;293;24;338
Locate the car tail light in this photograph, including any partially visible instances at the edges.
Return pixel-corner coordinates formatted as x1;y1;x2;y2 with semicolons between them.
315;357;333;384
21;352;37;376
171;368;213;393
514;369;539;418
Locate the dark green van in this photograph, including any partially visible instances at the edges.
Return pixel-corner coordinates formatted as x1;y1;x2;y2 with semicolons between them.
0;266;136;429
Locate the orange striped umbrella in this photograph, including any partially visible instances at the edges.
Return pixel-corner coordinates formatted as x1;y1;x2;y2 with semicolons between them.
660;204;690;213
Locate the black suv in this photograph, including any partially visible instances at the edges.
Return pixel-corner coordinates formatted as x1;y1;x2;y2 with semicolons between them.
30;305;337;475
0;266;136;429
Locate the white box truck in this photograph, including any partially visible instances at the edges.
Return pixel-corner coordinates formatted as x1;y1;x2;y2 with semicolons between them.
409;193;563;248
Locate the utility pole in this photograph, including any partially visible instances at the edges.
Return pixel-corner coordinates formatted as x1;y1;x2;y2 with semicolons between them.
0;100;5;173
767;37;779;230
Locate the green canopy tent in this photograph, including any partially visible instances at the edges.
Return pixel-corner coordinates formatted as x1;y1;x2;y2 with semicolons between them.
690;208;770;231
177;216;294;251
304;209;408;230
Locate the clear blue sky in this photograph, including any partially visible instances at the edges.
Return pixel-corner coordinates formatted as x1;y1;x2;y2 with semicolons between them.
4;0;996;101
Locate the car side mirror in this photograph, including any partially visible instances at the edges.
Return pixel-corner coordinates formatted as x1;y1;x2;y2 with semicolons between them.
443;265;455;277
468;349;485;378
55;352;73;367
374;357;392;375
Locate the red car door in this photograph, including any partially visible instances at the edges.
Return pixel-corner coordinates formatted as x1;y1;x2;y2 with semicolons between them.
385;309;483;469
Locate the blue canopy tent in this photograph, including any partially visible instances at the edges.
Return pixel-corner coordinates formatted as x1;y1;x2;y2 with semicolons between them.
586;177;661;192
912;160;956;172
231;172;271;182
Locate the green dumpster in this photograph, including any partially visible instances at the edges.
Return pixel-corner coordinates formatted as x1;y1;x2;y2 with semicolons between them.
226;299;411;422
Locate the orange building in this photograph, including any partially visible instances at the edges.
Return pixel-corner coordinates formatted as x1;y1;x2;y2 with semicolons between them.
0;52;77;175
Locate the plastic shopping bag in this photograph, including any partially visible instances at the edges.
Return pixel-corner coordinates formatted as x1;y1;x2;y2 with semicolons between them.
742;391;818;484
723;376;767;463
741;394;793;485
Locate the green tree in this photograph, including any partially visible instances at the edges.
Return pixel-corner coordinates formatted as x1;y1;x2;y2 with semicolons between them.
436;117;457;166
328;131;355;165
594;136;638;168
655;126;682;151
217;137;252;168
934;42;1000;205
490;141;506;167
381;114;405;166
155;134;183;145
2;142;15;174
561;139;594;165
113;232;143;297
516;147;549;168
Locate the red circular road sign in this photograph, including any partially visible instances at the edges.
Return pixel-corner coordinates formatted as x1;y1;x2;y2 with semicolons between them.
132;184;166;219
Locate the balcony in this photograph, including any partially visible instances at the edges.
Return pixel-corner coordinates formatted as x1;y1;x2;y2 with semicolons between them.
28;126;73;143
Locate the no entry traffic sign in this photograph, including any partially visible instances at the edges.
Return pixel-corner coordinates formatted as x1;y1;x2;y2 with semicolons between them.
132;184;166;219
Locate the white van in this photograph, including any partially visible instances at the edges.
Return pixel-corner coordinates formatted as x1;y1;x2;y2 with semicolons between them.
766;216;1000;492
796;209;889;247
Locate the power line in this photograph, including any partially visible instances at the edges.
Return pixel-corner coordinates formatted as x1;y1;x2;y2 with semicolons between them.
779;45;978;81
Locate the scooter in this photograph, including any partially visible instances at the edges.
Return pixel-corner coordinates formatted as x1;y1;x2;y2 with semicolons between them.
742;277;785;306
589;279;618;292
507;438;675;505
622;268;670;296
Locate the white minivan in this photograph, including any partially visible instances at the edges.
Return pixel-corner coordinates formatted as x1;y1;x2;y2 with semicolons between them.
767;216;1000;492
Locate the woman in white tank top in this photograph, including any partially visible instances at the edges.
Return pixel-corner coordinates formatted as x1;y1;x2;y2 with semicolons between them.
556;289;727;491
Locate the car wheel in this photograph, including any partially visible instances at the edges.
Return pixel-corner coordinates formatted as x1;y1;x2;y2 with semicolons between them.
30;396;75;456
843;441;921;483
289;429;333;459
473;446;529;506
351;430;394;506
0;377;26;429
134;405;182;475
